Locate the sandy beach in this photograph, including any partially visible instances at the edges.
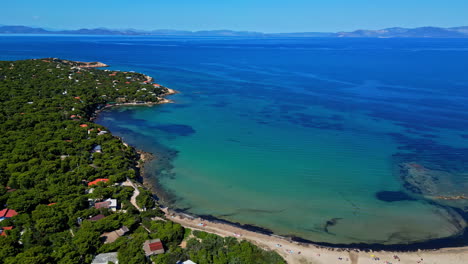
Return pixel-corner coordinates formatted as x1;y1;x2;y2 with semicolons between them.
163;209;467;264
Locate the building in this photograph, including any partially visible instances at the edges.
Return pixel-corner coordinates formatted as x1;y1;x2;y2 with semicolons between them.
92;145;102;153
0;209;18;221
88;178;109;187
94;199;118;211
100;226;129;243
0;226;13;237
89;214;106;221
97;131;108;136
91;252;118;264
142;239;165;256
177;260;197;264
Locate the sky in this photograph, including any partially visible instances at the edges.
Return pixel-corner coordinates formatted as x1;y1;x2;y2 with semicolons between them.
2;0;468;33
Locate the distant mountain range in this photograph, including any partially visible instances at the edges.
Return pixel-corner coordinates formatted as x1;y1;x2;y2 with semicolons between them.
1;25;468;38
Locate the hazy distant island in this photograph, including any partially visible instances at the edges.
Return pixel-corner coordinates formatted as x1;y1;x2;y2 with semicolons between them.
1;25;468;38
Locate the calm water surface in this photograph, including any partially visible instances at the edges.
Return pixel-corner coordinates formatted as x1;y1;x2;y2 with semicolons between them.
1;35;468;244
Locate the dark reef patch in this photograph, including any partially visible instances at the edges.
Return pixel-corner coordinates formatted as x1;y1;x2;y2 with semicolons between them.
154;124;196;136
276;104;308;112
376;191;416;202
283;112;344;131
209;101;229;108
421;134;438;138
324;218;343;233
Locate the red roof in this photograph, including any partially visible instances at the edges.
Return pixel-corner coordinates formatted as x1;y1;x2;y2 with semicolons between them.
0;226;13;237
149;241;164;251
88;178;109;187
94;201;111;209
80;124;88;128
89;214;106;221
48;203;57;206
0;209;18;218
74;96;81;99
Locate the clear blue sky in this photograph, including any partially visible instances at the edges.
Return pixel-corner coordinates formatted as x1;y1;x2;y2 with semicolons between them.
2;0;468;33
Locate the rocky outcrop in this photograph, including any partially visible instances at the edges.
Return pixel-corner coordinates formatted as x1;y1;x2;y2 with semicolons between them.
399;162;468;210
435;195;468;201
74;61;109;68
36;58;108;68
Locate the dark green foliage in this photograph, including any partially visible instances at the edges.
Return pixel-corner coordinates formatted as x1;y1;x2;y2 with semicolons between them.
145;220;184;248
183;228;192;240
151;231;286;264
185;236;286;264
139;208;165;219
136;187;156;209
152;247;186;264
4;246;52;264
0;59;167;264
117;227;149;264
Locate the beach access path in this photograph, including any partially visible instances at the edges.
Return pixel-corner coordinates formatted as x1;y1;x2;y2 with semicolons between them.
122;179;142;211
163;208;468;264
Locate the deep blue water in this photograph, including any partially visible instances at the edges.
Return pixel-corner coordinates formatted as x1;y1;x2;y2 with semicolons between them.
1;35;468;245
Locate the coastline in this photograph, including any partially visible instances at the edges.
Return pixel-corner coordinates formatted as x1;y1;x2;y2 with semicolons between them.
92;72;468;264
164;208;468;264
90;86;177;121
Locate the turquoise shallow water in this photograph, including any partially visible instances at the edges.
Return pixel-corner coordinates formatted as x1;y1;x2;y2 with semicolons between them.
1;36;468;245
97;96;463;244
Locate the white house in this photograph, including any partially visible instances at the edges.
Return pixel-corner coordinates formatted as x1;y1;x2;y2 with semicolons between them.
92;252;118;264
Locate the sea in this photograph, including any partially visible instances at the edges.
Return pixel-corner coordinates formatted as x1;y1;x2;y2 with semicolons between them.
1;35;467;246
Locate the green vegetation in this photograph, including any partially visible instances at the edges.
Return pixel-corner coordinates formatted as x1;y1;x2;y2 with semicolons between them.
0;59;285;264
153;230;285;264
136;187;156;209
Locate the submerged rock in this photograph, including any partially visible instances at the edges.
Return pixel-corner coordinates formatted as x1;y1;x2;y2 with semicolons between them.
399;162;468;211
375;191;416;202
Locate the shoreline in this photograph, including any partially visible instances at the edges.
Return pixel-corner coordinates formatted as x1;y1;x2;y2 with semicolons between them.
90;87;178;121
163;208;468;264
92;72;468;263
